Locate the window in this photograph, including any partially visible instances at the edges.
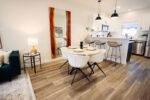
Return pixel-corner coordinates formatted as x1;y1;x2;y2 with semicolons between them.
102;24;109;32
122;23;138;38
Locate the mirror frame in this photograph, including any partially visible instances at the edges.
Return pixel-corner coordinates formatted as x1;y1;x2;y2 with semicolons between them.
49;7;71;59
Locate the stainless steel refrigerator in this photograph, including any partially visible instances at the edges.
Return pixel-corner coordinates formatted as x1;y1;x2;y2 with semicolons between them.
144;33;150;57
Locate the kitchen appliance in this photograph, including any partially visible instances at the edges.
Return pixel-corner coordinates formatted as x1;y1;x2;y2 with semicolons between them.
132;40;146;55
144;33;150;57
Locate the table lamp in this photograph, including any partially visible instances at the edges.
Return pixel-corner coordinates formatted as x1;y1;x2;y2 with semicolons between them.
28;38;38;54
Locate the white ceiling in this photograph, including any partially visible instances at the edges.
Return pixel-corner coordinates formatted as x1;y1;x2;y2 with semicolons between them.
70;0;150;14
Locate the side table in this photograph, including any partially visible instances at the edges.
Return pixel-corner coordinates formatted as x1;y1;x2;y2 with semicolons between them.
23;52;41;73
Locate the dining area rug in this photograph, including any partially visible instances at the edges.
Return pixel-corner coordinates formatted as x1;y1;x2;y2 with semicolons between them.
0;71;35;100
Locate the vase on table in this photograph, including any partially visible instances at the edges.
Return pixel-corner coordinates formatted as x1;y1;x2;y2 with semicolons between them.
80;41;83;49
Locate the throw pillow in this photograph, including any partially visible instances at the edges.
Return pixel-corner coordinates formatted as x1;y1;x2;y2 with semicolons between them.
0;50;12;64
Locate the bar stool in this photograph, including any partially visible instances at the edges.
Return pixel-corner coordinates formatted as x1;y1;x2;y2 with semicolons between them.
87;41;95;47
106;41;122;64
94;40;106;49
84;38;94;47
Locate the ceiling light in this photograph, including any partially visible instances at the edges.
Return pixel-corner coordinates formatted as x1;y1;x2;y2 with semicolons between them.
111;0;119;18
111;10;119;18
96;0;102;20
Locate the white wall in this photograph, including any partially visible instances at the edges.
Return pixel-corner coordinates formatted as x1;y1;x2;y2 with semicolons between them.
0;0;95;65
109;7;150;39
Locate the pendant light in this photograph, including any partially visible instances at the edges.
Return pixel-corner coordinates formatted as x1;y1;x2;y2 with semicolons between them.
111;0;119;18
96;0;101;20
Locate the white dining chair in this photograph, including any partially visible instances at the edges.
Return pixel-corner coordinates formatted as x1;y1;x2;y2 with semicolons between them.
88;49;106;76
67;53;90;85
60;47;69;69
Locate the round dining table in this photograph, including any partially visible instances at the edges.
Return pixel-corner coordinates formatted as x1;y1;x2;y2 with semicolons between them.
62;46;104;56
62;46;106;75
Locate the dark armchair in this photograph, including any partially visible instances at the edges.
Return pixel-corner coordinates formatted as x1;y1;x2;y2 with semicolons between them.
0;51;21;82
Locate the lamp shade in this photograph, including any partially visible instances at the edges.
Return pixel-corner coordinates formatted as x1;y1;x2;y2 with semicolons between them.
28;38;38;46
111;10;119;18
96;13;101;20
111;0;119;18
96;0;102;20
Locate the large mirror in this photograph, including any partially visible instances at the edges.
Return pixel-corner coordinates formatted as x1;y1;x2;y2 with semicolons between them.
49;7;71;59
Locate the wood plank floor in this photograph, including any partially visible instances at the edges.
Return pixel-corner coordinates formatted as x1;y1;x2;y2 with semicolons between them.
28;55;150;100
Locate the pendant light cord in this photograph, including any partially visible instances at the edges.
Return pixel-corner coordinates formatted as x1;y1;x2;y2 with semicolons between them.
98;0;101;14
115;0;118;10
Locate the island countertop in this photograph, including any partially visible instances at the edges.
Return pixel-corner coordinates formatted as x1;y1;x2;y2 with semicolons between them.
89;37;130;64
93;37;129;40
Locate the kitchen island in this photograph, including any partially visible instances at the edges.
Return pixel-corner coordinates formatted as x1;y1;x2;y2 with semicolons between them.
89;37;131;64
